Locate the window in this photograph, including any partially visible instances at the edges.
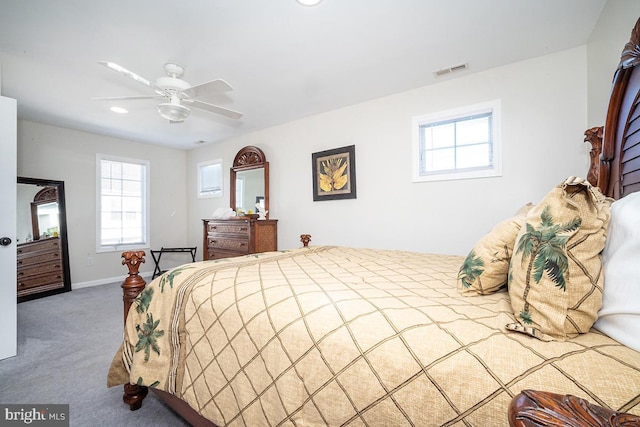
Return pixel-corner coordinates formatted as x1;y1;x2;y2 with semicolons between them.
96;154;149;252
197;159;223;198
412;100;501;182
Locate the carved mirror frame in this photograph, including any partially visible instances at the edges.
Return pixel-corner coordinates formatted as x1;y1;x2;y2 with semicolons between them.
30;186;58;239
230;146;269;219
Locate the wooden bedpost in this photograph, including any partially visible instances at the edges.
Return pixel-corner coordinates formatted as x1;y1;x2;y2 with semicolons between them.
584;126;603;187
120;250;149;410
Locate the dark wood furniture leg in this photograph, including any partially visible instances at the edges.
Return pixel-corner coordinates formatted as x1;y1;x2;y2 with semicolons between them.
120;250;149;411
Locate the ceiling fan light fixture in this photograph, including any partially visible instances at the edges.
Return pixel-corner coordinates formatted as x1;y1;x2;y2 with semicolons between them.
158;102;190;122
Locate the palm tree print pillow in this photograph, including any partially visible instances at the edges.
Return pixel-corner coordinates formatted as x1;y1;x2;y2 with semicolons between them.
506;177;612;341
458;204;532;295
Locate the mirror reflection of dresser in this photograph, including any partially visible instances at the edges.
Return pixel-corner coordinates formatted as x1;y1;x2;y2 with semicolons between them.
202;146;278;260
16;177;71;302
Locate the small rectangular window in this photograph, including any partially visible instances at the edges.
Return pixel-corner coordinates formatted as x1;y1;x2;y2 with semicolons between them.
412;100;501;182
197;159;223;198
96;154;149;252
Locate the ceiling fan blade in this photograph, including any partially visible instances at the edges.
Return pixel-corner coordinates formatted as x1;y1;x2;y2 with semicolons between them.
184;99;243;120
92;95;163;101
182;79;233;99
98;61;168;95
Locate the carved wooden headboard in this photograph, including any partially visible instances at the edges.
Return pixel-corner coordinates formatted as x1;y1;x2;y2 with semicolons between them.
587;17;640;199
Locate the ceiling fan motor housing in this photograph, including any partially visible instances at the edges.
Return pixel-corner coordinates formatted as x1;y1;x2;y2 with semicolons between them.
156;76;191;95
164;63;185;78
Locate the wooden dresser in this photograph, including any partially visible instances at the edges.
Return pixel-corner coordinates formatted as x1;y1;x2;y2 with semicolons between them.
202;218;278;260
17;237;65;298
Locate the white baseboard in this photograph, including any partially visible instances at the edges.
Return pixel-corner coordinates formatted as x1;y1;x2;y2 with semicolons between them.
72;271;154;290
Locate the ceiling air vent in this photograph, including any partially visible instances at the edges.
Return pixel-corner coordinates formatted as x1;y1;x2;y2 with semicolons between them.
434;63;468;77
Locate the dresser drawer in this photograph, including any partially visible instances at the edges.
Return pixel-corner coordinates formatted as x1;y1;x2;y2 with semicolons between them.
17;249;61;268
18;270;64;293
18;260;63;278
205;248;250;261
17;238;61;257
207;237;250;253
206;221;250;237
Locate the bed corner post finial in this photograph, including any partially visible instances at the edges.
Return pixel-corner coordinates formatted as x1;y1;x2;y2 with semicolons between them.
120;250;149;411
121;250;147;324
300;234;311;247
584;126;603;187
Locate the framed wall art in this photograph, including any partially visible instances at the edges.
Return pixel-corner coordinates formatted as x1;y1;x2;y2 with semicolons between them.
311;145;357;201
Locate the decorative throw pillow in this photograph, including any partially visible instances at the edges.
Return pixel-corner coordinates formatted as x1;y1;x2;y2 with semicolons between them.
506;177;612;341
458;203;533;295
593;191;640;351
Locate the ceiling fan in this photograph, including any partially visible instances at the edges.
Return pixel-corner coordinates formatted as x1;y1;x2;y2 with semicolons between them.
94;61;243;122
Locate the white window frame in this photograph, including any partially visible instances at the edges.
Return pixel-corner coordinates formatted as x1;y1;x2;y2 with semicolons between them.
96;154;150;253
198;159;224;199
412;100;502;182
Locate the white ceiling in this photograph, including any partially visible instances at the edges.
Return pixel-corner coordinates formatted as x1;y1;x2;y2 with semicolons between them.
0;0;607;150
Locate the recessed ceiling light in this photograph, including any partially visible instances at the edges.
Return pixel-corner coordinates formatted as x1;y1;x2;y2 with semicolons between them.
297;0;322;6
110;106;128;114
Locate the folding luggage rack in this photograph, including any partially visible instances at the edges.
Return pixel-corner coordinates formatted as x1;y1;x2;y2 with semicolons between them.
150;247;197;279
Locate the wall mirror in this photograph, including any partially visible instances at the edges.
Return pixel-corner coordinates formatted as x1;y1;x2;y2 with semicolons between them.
17;177;71;302
230;146;269;218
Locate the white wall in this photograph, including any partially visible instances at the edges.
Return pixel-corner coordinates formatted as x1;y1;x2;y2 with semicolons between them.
587;1;640;126
17;121;189;285
187;46;590;257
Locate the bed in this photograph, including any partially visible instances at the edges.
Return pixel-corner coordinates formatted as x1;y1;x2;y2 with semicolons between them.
108;19;640;427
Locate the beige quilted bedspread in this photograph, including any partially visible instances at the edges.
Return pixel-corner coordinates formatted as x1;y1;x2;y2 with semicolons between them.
109;246;640;426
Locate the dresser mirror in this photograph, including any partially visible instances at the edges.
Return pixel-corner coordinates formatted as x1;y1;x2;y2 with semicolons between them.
17;177;71;302
230;146;270;219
